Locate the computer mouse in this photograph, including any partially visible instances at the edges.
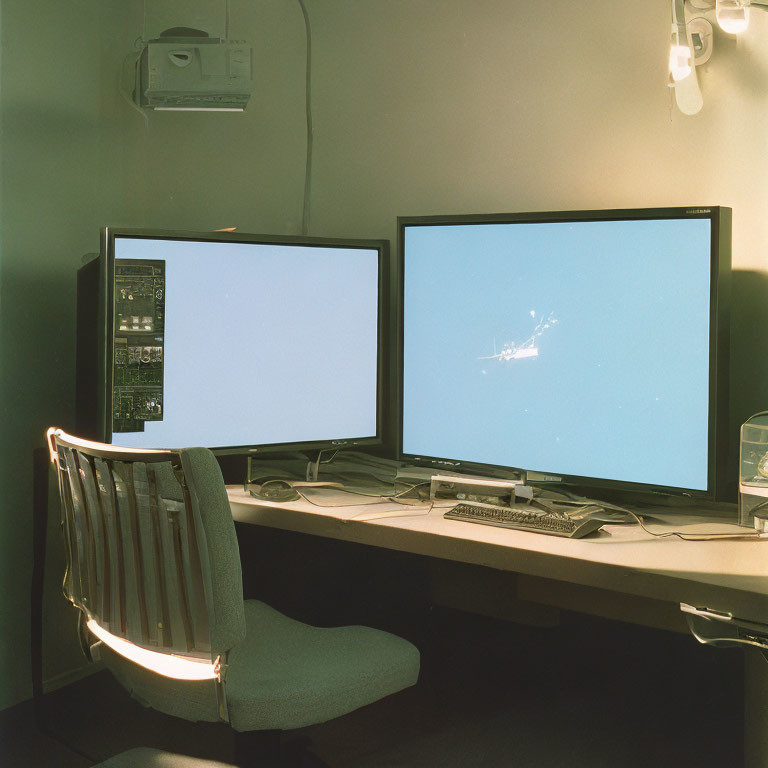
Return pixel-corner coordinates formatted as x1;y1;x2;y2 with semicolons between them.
250;479;300;502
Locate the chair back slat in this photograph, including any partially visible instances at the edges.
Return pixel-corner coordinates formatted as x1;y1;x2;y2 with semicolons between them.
166;494;195;650
179;454;216;646
112;460;148;642
56;452;79;605
52;433;217;661
140;464;164;645
94;458;124;635
77;455;110;625
177;464;213;649
61;447;93;613
123;462;157;645
147;465;191;650
145;466;168;646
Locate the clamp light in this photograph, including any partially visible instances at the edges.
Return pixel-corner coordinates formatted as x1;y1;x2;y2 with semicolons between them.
669;0;704;114
668;0;768;114
669;40;693;82
670;0;693;81
716;0;750;33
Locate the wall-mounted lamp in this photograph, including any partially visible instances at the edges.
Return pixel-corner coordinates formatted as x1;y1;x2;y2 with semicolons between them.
669;0;768;114
670;0;693;82
716;0;750;33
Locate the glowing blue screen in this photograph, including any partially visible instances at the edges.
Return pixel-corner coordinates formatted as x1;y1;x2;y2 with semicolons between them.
402;218;712;491
112;237;380;449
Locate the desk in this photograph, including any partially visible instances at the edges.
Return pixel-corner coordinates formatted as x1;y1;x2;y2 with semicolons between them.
228;487;768;624
228;487;768;766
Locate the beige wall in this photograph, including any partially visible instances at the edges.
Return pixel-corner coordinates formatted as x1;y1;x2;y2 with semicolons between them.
3;0;767;710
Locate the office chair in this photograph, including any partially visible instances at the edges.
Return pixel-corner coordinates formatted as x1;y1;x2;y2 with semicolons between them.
47;428;420;766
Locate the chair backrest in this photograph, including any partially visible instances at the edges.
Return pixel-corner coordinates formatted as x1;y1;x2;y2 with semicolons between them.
47;429;245;666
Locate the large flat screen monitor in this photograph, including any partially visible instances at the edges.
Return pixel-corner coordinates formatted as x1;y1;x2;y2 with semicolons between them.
399;207;731;500
77;228;386;453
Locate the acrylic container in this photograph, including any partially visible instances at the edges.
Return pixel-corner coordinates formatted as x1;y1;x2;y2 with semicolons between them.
738;411;768;527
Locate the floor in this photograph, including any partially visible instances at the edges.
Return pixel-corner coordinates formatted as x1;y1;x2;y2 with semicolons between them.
1;606;744;767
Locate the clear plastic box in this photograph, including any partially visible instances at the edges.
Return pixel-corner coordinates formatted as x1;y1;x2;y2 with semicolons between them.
738;411;768;526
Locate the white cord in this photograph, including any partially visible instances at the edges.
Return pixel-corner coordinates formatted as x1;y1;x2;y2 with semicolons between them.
348;497;434;521
306;451;322;481
296;0;314;235
292;482;434;519
625;508;767;541
348;505;433;522
294;486;382;508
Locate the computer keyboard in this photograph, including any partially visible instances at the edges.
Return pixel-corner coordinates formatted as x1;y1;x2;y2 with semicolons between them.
444;500;604;538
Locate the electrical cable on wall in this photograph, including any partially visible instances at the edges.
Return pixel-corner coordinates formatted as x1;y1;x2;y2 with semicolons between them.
297;0;314;236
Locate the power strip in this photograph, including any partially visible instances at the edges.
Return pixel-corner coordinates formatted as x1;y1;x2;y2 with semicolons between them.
429;474;533;502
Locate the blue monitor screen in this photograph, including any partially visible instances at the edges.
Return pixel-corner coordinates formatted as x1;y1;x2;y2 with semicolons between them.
108;233;382;451
401;213;721;494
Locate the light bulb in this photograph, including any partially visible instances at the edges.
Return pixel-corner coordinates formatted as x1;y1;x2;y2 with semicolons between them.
716;0;750;34
670;42;693;81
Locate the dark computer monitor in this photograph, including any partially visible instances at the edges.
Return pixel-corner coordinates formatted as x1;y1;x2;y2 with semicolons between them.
398;207;731;500
77;227;387;454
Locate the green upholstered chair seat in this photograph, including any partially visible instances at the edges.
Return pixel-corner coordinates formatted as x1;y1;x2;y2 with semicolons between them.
94;747;234;767
93;747;235;768
226;600;420;731
102;599;420;732
101;646;223;724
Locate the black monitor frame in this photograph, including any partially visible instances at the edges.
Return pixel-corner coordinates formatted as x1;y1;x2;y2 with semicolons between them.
397;206;732;502
77;226;389;456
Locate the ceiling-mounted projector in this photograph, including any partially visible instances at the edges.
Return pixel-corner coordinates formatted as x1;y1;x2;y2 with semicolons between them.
135;28;254;111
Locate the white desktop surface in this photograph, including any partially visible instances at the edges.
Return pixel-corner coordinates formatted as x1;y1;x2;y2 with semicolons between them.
228;486;768;624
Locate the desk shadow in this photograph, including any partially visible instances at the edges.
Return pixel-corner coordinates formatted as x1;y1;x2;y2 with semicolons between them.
730;270;768;490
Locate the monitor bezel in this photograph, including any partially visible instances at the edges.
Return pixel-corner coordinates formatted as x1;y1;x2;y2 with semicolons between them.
100;226;389;455
397;206;731;502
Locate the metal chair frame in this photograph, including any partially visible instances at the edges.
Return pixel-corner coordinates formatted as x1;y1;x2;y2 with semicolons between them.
47;428;229;720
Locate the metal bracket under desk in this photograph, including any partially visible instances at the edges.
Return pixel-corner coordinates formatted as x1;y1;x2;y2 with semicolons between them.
681;603;768;662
